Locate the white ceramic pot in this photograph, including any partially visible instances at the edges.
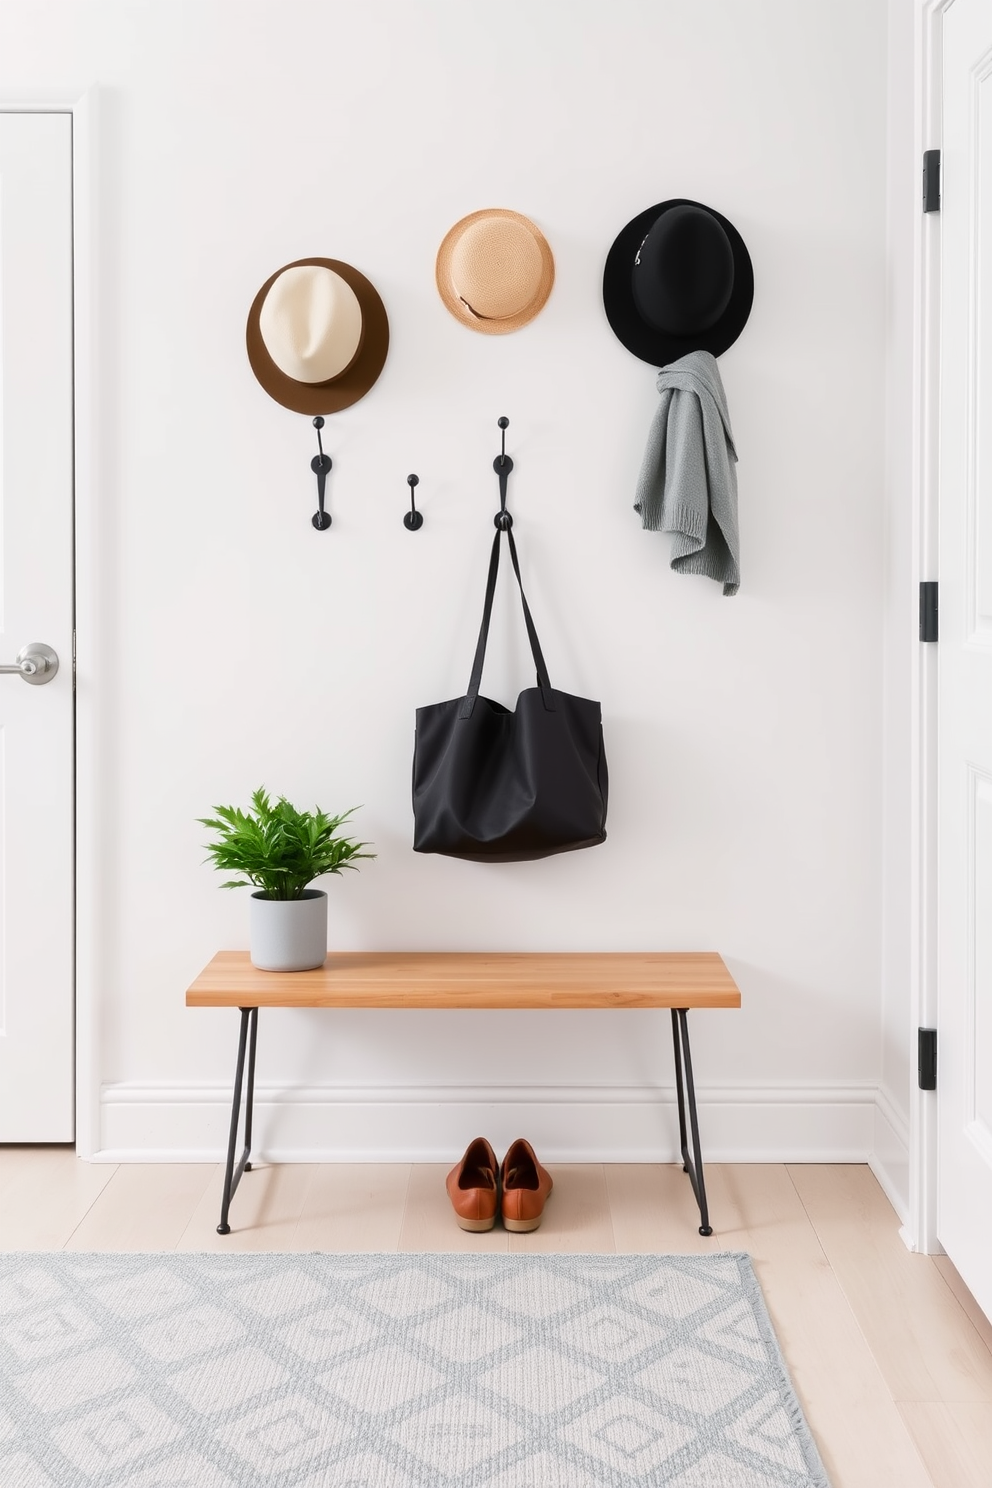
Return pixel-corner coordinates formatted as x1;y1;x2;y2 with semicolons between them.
249;889;328;972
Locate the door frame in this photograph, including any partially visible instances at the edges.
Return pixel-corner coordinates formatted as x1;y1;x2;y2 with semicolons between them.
905;0;951;1255
0;88;99;1155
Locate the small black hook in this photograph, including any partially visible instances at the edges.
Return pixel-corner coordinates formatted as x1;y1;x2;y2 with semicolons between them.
493;415;513;528
311;416;332;531
404;473;424;531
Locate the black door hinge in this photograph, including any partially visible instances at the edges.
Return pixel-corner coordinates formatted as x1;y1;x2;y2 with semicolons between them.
920;581;938;642
924;149;941;212
918;1028;937;1091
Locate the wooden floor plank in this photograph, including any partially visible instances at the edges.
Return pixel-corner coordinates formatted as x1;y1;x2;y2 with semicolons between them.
712;1163;827;1262
175;1162;315;1252
606;1163;721;1254
294;1163;409;1252
507;1164;615;1254
899;1401;992;1488
65;1163;214;1251
933;1254;992;1360
790;1164;992;1404
0;1146;116;1251
758;1257;934;1488
398;1163;508;1252
605;1163;825;1262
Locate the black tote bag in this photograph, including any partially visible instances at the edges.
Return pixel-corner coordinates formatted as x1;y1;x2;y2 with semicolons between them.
412;524;608;861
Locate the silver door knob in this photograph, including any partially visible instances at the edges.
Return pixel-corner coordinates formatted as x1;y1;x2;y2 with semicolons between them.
0;642;59;685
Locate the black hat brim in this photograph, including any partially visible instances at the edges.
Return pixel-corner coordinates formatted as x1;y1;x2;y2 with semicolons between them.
603;199;753;367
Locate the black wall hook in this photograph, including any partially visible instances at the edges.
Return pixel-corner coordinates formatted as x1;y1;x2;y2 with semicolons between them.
404;474;424;531
311;417;333;531
493;415;513;529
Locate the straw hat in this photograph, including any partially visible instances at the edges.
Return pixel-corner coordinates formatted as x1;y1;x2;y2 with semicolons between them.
246;258;389;414
603;199;753;367
436;209;555;334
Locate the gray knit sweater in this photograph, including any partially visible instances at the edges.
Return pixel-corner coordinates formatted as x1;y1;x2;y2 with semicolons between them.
633;350;740;596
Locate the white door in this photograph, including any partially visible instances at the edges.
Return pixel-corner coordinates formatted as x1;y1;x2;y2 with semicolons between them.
0;114;74;1140
937;1;992;1319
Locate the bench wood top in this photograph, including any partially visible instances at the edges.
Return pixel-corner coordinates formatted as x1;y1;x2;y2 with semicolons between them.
186;951;741;1010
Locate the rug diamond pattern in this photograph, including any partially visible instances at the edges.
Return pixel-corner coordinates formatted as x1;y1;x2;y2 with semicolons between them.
0;1251;830;1487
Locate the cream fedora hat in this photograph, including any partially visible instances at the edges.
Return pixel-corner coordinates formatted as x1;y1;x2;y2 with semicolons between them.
436;209;555;334
246;257;389;415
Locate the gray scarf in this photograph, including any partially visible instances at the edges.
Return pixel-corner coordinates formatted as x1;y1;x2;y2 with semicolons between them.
633;349;740;596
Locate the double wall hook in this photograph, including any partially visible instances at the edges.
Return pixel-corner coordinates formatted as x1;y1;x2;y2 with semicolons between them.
311;417;333;531
404;474;424;531
493;415;513;529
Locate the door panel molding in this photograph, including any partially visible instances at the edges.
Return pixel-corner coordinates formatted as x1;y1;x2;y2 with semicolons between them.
0;88;99;1154
0;109;74;1138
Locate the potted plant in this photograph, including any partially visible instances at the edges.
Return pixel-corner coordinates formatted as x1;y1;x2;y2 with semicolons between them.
200;787;374;971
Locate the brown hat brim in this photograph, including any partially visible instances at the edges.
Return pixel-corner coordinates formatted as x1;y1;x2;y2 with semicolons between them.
436;210;555;335
246;257;389;415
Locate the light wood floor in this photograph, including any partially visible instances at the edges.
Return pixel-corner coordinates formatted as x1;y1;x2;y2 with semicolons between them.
2;1153;991;1488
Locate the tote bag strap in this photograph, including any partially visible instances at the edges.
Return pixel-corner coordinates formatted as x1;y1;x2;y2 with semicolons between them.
461;527;555;719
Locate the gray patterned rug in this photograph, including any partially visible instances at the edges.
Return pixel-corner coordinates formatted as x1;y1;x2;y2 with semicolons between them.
0;1251;829;1487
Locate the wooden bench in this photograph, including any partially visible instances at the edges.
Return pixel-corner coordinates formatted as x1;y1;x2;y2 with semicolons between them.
186;950;741;1237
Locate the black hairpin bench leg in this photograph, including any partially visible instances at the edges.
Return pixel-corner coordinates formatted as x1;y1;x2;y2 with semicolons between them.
217;1006;258;1235
671;1008;713;1236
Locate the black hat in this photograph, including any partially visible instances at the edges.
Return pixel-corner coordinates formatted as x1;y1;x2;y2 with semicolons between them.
603;199;753;367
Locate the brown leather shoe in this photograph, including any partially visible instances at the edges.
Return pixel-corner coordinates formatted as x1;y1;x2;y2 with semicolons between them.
500;1138;553;1232
446;1137;500;1232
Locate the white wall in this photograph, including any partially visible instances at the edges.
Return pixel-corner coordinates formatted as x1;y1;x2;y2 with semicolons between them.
1;0;892;1161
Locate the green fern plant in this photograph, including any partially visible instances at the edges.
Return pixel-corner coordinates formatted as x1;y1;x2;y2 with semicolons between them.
200;787;374;901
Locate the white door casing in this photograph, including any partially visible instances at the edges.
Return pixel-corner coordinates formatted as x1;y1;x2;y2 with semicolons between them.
937;0;992;1318
0;113;74;1140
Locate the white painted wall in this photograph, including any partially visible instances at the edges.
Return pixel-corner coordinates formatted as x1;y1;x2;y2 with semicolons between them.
0;0;893;1161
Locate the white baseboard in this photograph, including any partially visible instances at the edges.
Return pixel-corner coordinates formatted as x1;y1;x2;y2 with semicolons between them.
95;1080;878;1164
869;1085;911;1226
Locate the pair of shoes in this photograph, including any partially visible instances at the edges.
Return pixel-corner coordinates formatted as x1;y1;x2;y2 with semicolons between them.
445;1137;553;1233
